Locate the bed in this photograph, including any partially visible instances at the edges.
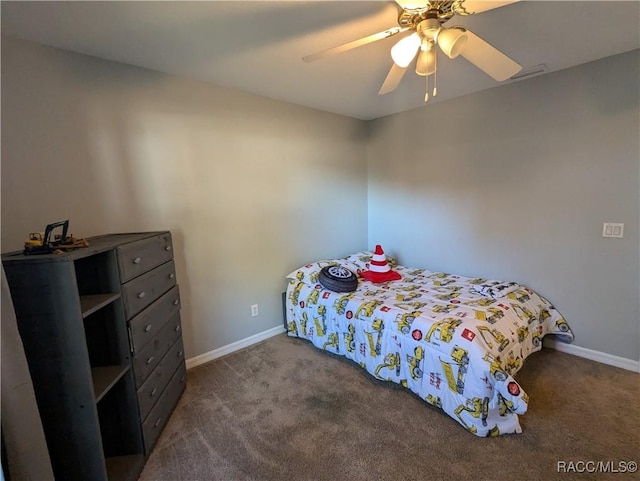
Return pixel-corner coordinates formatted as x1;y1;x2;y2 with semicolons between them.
284;250;574;436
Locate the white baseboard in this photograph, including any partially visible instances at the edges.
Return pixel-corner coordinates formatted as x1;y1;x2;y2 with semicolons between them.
186;325;286;370
544;339;640;373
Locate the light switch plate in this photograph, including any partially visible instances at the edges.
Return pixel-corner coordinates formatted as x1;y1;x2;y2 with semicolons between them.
602;223;624;238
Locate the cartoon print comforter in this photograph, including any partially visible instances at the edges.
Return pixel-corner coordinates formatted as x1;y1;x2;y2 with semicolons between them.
284;251;574;436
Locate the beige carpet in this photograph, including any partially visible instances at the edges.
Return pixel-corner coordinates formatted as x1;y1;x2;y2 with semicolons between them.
139;334;639;481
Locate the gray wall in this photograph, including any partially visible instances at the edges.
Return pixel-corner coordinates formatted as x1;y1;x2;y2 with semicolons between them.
367;50;639;361
2;36;638;364
1;36;369;357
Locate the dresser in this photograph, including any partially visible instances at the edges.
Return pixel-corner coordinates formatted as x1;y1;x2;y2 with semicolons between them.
116;232;186;454
2;231;186;481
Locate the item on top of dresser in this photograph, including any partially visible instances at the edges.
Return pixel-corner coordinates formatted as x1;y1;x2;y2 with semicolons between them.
23;219;88;255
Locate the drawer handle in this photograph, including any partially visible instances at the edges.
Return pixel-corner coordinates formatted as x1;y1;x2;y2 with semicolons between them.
168;273;175;279
173;299;179;306
165;245;172;251
177;351;183;358
175;325;181;332
154;418;162;428
150;388;158;397
133;257;142;264
137;292;146;299
144;324;152;332
146;356;155;365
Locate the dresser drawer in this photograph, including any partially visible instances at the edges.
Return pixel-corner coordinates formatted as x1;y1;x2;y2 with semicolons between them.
117;233;174;283
129;285;181;353
122;260;176;319
137;342;186;421
133;323;184;387
142;361;187;453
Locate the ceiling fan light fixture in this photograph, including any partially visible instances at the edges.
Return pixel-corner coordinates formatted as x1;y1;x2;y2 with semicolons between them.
436;27;468;59
391;32;421;68
416;46;436;76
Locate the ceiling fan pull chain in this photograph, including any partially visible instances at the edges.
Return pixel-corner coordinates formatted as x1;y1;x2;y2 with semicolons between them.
424;75;429;102
433;48;438;97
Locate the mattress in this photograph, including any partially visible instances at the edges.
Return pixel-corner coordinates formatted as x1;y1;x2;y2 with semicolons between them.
284;251;574;436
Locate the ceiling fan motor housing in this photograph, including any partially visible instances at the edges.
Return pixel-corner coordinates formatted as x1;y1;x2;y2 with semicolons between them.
417;17;441;42
398;0;460;29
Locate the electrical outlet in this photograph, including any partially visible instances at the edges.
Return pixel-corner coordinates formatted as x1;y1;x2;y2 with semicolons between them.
251;304;259;317
602;223;624;238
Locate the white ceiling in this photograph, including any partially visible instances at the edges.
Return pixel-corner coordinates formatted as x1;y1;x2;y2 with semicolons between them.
2;1;639;120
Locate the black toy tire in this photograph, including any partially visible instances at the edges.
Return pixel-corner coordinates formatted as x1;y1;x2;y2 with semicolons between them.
318;266;358;293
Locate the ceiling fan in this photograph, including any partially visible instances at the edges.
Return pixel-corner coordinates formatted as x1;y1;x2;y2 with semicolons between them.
303;0;522;102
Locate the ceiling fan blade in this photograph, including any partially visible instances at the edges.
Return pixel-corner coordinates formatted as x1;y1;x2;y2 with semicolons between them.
303;27;410;62
453;1;519;15
378;63;408;95
459;30;521;81
394;1;427;9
